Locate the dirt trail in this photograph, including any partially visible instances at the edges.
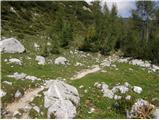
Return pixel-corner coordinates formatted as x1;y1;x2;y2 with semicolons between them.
71;65;101;80
5;65;101;118
5;86;44;118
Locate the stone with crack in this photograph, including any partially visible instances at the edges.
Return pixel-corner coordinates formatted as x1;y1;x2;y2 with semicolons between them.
44;80;80;119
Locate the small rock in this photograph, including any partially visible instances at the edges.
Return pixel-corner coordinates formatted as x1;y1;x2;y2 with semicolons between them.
133;86;142;94
111;64;117;68
15;90;22;98
25;75;39;81
75;62;83;66
8;72;26;80
0;89;6;97
47;42;51;46
41;112;44;115
54;57;68;65
124;82;130;87
34;43;39;48
94;82;101;88
3;81;12;85
79;85;84;89
8;58;22;65
24;104;32;111
35;56;45;65
112;85;129;94
84;89;88;93
33;106;40;113
13;111;21;116
118;58;129;63
101;70;107;73
129;68;133;71
27;56;31;60
100;60;111;67
125;95;131;100
114;95;122;100
4;59;8;62
88;107;95;114
152;108;159;119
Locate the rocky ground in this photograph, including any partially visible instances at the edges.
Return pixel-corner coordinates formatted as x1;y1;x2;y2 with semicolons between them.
0;38;159;119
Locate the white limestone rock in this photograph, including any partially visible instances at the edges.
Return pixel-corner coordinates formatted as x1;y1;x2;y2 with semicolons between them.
152;108;159;119
0;38;25;53
10;7;16;13
4;59;8;62
100;60;111;67
79;85;84;89
114;95;122;100
47;42;51;46
152;65;159;72
3;81;12;85
44;80;80;119
124;82;130;87
8;58;22;65
94;82;102;89
15;90;22;98
133;86;142;94
34;43;39;48
112;85;129;94
84;89;88;93
8;72;26;80
47;100;76;119
0;89;6;97
101;83;114;99
83;6;92;12
125;95;131;100
54;57;68;65
111;64;117;68
33;106;40;113
13;111;21;117
88;107;95;114
75;62;83;66
35;56;45;65
25;75;40;81
118;58;130;63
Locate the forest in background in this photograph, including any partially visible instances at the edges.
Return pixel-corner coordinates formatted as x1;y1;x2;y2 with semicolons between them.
1;1;159;64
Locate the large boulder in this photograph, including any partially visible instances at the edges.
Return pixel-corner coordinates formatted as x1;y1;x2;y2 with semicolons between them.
54;57;68;65
44;80;80;119
0;38;25;53
35;56;45;65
